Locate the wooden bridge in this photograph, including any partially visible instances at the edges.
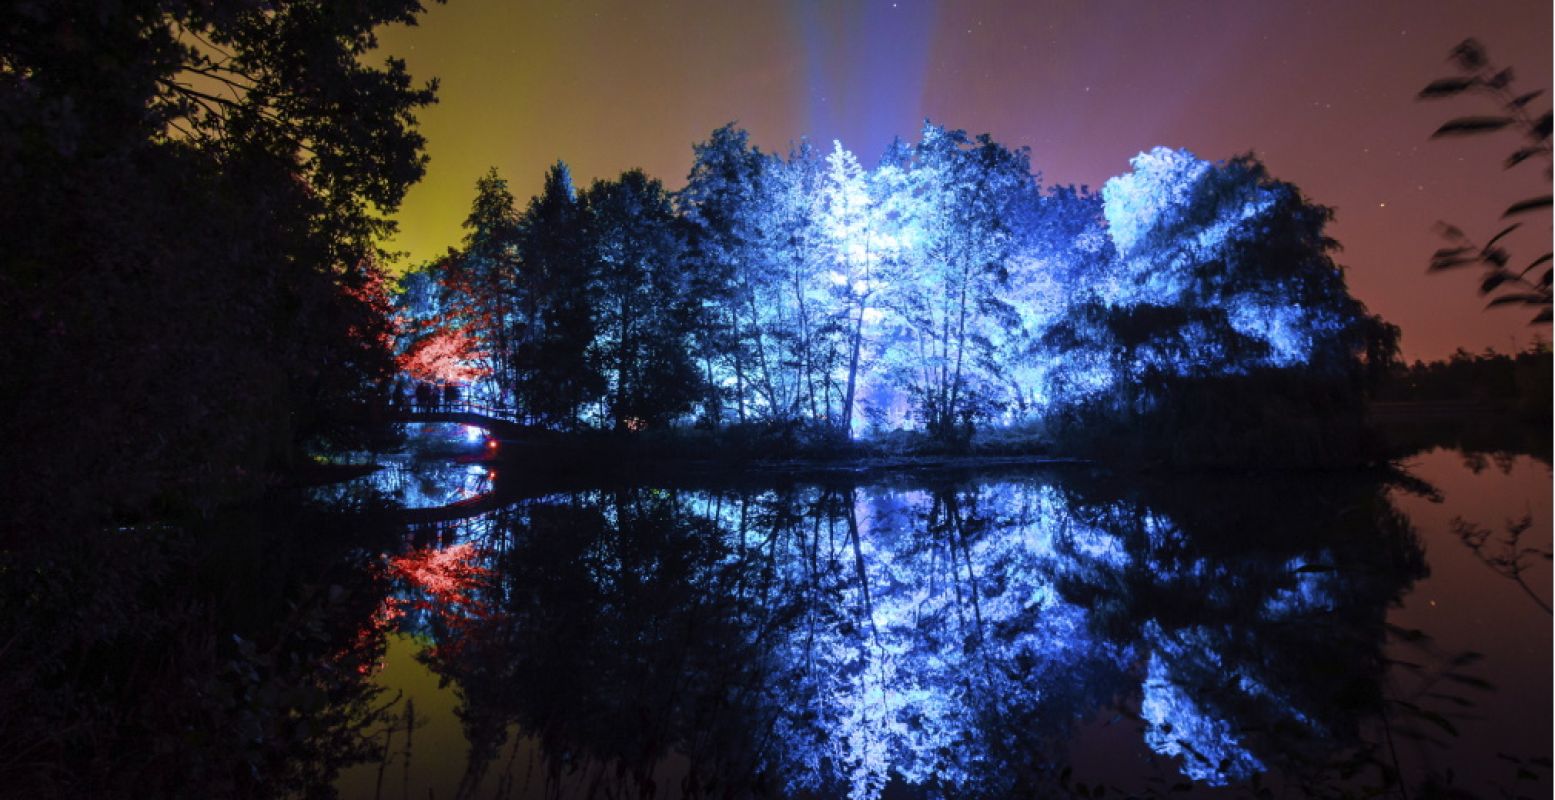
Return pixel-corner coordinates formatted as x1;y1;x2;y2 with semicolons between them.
388;400;534;439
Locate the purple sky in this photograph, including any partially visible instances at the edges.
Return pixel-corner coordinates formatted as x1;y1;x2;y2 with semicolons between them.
379;0;1553;359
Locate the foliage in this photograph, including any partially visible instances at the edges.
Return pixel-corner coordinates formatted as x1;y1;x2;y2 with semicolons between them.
1040;149;1397;464
1419;38;1553;324
580;170;703;430
397;321;490;386
1374;341;1552;414
0;513;396;798
400;125;1390;460
0;0;440;538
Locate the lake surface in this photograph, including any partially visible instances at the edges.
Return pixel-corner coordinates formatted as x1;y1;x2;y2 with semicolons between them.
7;434;1545;799
316;440;1551;800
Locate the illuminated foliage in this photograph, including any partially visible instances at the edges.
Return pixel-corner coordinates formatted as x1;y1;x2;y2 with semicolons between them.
581;170;703;429
397;321;490;386
409;126;1392;452
379;471;1425;798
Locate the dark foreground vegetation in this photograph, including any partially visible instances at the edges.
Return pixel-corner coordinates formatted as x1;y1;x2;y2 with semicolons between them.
0;1;434;545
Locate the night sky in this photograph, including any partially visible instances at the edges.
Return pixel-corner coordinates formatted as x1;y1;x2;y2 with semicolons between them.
376;0;1552;360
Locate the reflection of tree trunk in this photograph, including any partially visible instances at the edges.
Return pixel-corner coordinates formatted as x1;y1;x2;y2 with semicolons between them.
842;304;864;439
401;698;415;800
372;708;394;800
841;250;870;439
844;488;879;642
945;493;985;636
454;711;503;800
803;505;823;672
938;271;952;432
947;261;971;440
702;348;719;424
616;290;629;431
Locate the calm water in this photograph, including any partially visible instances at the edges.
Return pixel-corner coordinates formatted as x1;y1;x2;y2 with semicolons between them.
312;441;1550;800
10;435;1543;798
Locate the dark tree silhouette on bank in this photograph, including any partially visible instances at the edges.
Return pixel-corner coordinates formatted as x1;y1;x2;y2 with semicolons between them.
0;1;441;540
581;170;703;431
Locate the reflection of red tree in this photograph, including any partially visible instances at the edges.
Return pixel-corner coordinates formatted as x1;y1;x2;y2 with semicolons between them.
390;543;492;611
353;543;500;673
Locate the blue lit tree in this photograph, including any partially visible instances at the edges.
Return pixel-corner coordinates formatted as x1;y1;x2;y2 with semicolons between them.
1039;148;1397;464
875;124;1035;446
679;125;772;424
514;162;602;426
416;125;1395;458
992;183;1114;421
740;141;828;424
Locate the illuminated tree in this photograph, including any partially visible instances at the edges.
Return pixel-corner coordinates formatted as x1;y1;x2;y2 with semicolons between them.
679;125;772;423
997;184;1115;420
398;322;490;387
820;141;891;437
727;143;813;423
1042;148;1394;428
876;124;1033;446
755;141;831;423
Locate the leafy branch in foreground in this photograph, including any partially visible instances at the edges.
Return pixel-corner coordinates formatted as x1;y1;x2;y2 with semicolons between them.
1420;38;1552;324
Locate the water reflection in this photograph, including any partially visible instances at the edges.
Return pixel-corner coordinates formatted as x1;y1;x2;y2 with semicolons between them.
353;470;1430;798
312;457;494;510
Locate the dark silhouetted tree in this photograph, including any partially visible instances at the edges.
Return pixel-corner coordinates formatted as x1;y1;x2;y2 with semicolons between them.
0;0;440;537
582;170;703;430
448;168;522;402
515;163;602;427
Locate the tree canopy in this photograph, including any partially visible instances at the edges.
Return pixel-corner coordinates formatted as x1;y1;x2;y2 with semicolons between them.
399;123;1395;457
0;0;441;537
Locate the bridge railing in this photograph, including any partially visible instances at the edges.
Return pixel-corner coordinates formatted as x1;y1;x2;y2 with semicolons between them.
391;398;521;423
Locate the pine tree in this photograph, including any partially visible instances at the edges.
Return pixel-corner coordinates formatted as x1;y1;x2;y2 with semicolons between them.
679;125;769;424
516;163;603;427
445;168;521;404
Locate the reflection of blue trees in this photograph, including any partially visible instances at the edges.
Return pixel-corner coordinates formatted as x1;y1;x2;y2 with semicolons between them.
384;471;1425;797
